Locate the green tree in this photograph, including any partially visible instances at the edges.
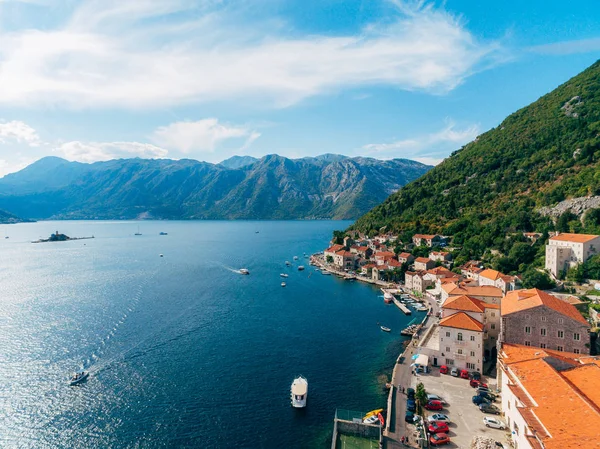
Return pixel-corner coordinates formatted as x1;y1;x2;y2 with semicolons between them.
326;255;333;264
332;230;346;245
557;212;577;233
415;382;427;416
567;264;585;283
522;267;555;289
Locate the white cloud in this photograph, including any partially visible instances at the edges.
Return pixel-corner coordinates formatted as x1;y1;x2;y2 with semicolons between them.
362;121;480;162
528;37;600;55
56;141;168;162
0;0;502;109
152;118;259;154
0;120;42;146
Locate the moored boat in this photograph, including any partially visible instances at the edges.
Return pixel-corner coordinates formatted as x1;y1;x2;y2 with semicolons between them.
280;273;289;278
69;371;89;386
291;376;308;408
298;266;305;271
281;282;286;287
293;256;299;260
363;408;384;420
285;261;292;266
380;326;391;332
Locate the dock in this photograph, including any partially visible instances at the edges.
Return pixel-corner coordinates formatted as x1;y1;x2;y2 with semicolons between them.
392;298;411;315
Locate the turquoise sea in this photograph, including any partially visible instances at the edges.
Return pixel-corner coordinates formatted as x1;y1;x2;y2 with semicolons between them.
0;221;420;448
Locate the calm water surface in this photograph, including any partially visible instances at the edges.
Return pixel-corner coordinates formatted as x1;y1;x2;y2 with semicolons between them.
0;221;420;448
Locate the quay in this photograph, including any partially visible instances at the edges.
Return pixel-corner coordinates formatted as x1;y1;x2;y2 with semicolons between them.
391;297;411;315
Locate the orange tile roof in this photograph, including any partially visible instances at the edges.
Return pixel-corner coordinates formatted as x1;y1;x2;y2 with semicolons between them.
335;250;355;257
439;312;483;332
375;251;396;258
442;295;485;313
561;364;600;409
444;283;503;298
502;289;589;325
501;343;582;366
479;268;502;281
325;244;344;253
413;234;437;239
398;252;412;258
415;257;431;263
426;266;453;277
549;233;599;243
504;355;600;449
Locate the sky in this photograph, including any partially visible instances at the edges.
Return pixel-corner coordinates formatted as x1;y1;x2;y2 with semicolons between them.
0;0;599;176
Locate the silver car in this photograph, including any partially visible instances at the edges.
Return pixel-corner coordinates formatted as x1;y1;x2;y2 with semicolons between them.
427;394;447;404
483;416;506;429
427;413;450;423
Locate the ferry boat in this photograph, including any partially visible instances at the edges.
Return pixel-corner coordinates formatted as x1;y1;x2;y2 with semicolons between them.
280;273;289;278
69;371;89;386
239;268;250;275
291;376;308;408
380;326;391;332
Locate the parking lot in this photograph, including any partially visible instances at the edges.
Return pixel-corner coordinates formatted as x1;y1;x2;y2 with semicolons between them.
410;370;510;448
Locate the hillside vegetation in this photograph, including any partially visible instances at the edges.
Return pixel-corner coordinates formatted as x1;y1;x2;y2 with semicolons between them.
352;60;600;267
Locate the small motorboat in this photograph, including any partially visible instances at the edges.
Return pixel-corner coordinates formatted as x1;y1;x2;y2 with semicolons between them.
293;256;299;260
239;269;250;275
159;232;168;235
321;271;331;275
285;261;292;266
291;376;308;408
281;282;286;287
380;326;391;332
69;371;89;386
159;254;164;257
363;415;380;425
298;266;305;271
280;273;289;278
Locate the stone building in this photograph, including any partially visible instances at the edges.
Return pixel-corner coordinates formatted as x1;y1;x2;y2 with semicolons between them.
438;312;484;372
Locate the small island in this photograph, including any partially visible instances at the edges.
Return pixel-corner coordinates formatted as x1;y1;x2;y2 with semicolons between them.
32;231;94;243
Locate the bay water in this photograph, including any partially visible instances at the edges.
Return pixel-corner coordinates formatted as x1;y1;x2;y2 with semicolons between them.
0;220;419;448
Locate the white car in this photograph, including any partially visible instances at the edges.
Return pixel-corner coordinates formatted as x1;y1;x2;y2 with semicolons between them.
483;416;506;429
427;394;446;404
427;413;450;423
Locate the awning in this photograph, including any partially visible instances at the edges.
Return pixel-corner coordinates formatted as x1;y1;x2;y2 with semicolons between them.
410;354;429;366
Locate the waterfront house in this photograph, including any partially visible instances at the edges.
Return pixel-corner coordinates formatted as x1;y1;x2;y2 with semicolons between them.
478;269;519;293
414;257;435;271
500;288;590;354
349;245;373;259
333;250;356;271
412;234;444;247
441;282;503;305
405;270;431;293
545;232;600;277
439;312;484;373
324;244;345;261
497;343;600;449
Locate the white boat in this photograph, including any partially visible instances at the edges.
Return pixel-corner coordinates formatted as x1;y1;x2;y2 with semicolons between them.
321;271;331;276
239;269;250;275
69;371;89;386
280;273;289;278
298;266;305;271
363;415;380;425
291;376;308;408
293;256;299;260
285;261;292;266
281;282;286;287
380;326;391;332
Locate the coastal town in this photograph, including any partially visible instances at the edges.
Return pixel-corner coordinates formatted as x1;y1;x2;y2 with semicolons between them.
314;231;600;449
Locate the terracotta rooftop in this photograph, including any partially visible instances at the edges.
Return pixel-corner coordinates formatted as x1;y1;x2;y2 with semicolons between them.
335;250;355;257
415;257;432;263
442;295;485;313
478;268;503;281
375;251;396;258
325;244;345;253
439;312;483;332
502;289;589;325
549;233;599;243
413;234;437;239
443;283;503;298
426;266;454;277
398;252;412;258
501;344;600;449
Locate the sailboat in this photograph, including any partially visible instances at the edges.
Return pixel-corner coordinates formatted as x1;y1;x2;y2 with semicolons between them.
134;225;142;236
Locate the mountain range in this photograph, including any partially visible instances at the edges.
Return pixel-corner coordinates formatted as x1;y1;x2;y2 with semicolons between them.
0;154;431;221
352;59;600;264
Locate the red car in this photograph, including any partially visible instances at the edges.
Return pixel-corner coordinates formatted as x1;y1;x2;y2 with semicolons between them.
460;369;470;379
424;400;443;411
430;432;451;446
470;379;488;388
439;365;449;375
428;422;450;434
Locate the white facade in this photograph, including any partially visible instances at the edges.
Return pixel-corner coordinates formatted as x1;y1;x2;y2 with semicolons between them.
545;234;600;277
499;366;536;449
439;321;483;372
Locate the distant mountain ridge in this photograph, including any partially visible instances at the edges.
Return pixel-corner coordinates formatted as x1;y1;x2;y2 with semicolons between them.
0;154;431;220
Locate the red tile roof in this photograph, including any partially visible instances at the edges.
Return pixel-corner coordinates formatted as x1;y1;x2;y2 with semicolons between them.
439;312;483;332
442;295;485;313
549;233;599;243
502;289;589;325
415;257;431;263
479;268;502;281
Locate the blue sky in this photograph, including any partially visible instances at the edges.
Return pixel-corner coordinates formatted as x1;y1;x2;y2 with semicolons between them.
0;0;599;176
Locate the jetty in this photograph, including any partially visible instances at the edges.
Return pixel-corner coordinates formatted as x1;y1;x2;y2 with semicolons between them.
391;297;411;315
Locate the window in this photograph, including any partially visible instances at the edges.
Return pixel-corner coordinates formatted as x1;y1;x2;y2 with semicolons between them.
540;328;546;336
541;316;547;322
470;351;475;357
467;363;475;370
574;333;580;341
524;341;531;346
558;318;564;324
557;345;564;352
445;358;454;365
525;326;531;334
574;348;580;354
470;335;475;341
558;330;564;339
457;349;463;355
446;347;450;352
457;333;463;341
446;332;450;337
540;343;546;349
491;324;496;330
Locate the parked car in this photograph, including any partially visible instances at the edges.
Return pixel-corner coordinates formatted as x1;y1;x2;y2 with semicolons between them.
474;382;490;391
427;394;446;404
472;395;491;405
483;417;506;429
460;369;470;379
406;387;415;399
424;400;444;411
407;399;416;412
450;367;459;377
439;365;449;375
478;391;497;402
428;422;450;434
469;371;482;380
427;413;450;423
405;412;417;423
429;433;451;446
479;403;501;415
470;379;488;388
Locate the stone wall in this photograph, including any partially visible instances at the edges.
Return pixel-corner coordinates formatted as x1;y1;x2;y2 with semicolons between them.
538;195;600;219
